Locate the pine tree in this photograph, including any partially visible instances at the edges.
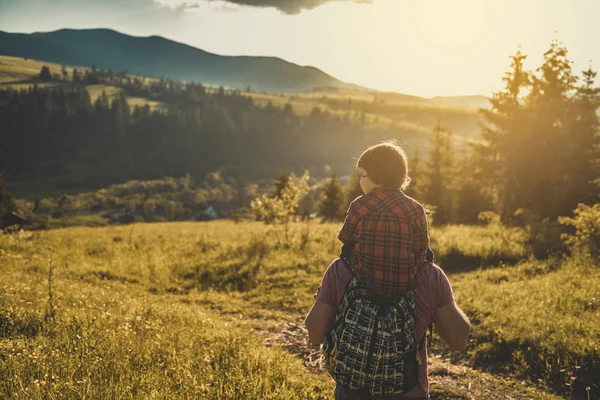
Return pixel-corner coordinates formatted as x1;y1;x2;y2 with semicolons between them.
0;171;16;216
421;122;454;225
477;49;530;222
523;42;579;219
39;65;52;82
61;65;69;80
72;68;81;84
111;92;134;177
345;170;363;207
404;146;421;199
559;65;600;212
319;173;345;221
479;43;600;221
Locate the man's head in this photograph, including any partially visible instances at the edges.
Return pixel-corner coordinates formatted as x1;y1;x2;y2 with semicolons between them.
357;141;410;191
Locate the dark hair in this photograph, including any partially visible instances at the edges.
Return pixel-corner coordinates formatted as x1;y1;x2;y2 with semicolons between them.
357;141;410;189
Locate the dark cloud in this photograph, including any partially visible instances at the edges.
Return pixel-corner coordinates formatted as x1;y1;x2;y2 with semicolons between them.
208;0;373;14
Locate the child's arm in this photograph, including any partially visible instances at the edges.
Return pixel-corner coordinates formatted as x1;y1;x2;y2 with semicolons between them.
338;200;360;245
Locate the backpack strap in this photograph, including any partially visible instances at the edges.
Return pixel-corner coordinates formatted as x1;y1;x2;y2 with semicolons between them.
340;254;355;276
418;323;434;353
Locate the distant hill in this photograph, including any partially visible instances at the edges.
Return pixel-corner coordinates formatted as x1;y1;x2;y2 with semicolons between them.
0;28;490;107
0;28;359;93
376;91;489;111
430;95;490;110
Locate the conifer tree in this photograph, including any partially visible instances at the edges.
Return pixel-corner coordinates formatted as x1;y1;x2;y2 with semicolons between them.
477;49;530;222
319;173;345;221
560;65;600;211
421;122;454;225
0;171;16;216
454;151;493;224
479;43;600;221
72;68;81;84
61;65;69;80
39;65;52;82
404;146;421;199
345;170;363;207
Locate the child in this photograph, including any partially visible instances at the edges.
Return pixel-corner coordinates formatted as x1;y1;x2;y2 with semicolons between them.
338;141;430;299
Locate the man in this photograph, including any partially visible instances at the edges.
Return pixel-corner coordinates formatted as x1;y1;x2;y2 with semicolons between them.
305;259;471;400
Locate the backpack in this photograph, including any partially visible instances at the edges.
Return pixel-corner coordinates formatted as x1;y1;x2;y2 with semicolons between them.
323;264;427;396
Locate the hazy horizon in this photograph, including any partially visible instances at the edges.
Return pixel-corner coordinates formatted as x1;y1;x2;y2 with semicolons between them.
1;0;599;97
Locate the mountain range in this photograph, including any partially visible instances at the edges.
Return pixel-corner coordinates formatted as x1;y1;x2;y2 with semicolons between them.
0;28;490;109
0;28;363;93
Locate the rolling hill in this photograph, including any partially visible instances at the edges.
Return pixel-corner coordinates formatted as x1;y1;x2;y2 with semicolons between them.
0;28;489;111
0;28;356;93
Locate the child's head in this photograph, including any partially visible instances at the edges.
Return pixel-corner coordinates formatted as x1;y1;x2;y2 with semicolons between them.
357;141;410;192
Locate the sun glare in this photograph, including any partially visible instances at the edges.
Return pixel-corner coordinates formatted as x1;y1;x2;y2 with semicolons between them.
415;0;487;44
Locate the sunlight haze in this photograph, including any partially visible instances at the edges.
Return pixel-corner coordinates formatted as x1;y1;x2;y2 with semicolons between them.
1;0;598;96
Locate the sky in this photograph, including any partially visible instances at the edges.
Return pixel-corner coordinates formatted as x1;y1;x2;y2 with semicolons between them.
1;0;599;97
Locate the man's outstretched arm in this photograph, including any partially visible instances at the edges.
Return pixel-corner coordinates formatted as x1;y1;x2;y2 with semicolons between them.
433;301;471;351
304;300;336;345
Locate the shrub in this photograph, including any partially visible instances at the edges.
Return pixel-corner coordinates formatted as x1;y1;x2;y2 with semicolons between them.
143;199;156;217
559;203;600;260
515;208;566;259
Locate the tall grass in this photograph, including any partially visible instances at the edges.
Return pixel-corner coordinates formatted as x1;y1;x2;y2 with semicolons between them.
1;221;597;398
431;224;529;271
0;224;335;399
452;258;600;398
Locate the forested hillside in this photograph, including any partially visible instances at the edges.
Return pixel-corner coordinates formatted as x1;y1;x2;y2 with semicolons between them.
0;56;481;197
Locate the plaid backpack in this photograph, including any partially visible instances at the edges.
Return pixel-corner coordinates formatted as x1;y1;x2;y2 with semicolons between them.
323;264;426;396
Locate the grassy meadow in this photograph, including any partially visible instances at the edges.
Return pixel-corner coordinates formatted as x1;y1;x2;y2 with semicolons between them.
1;220;598;399
0;56;165;111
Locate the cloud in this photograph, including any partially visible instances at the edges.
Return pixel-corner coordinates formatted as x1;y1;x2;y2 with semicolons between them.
157;0;373;14
0;0;196;37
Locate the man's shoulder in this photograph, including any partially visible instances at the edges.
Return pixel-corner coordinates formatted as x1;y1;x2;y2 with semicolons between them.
327;259;353;281
416;263;454;307
414;263;451;294
420;262;448;281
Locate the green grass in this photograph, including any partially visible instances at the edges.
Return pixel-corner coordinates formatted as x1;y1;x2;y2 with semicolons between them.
0;56;76;83
0;56;164;111
1;221;597;399
0;224;335;399
431;224;530;271
453;258;600;396
85;86;165;110
45;214;111;229
0;271;331;399
86;84;123;100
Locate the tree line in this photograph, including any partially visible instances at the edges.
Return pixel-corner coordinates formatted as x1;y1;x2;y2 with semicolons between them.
317;43;599;227
0;65;422;189
2;42;599;229
414;43;599;225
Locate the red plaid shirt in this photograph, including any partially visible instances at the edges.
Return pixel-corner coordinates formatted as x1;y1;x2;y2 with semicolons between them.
338;187;429;298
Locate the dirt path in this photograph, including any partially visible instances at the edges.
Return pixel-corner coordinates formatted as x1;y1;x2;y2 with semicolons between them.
257;319;563;400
